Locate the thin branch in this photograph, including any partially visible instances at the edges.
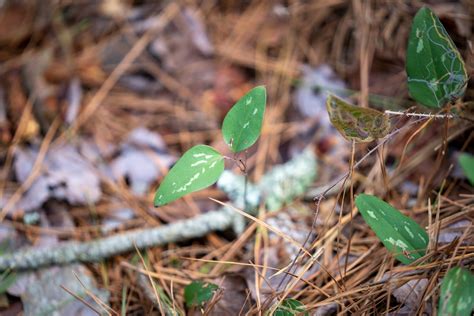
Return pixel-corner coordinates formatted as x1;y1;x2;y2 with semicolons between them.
385;110;455;119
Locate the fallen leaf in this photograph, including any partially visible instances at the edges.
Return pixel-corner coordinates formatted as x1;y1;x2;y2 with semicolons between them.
12;144;102;215
437;220;472;244
326;94;391;143
112;127;175;195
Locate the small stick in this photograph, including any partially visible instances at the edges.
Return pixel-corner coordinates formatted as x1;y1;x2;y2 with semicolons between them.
385;110;455;119
0;208;236;270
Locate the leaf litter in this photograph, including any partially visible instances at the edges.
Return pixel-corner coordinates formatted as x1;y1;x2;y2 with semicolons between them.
0;1;472;315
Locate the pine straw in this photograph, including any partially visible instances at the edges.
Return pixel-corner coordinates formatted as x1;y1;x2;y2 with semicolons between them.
0;0;473;314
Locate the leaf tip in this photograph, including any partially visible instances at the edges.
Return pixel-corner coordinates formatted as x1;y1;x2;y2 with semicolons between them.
355;193;369;203
255;85;267;100
254;85;266;92
417;6;431;13
414;6;433;20
153;192;164;207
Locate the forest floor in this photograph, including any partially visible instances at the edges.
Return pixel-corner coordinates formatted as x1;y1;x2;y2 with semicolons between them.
0;1;472;315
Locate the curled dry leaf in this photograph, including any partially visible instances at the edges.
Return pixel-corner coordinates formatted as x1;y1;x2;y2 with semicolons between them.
326;94;391;143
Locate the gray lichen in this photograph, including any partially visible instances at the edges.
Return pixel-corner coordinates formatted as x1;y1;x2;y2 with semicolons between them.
217;171;260;211
259;147;317;211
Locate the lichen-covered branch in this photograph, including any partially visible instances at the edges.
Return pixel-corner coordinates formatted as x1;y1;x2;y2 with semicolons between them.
0;208;234;270
0;147;316;271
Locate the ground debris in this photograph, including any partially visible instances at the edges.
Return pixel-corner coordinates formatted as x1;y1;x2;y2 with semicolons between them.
5;143;101;216
0;1;472;314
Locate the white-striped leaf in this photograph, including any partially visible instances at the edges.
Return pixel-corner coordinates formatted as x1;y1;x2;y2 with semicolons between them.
406;7;467;108
355;194;428;264
439;267;474;316
154;145;224;206
222;86;266;153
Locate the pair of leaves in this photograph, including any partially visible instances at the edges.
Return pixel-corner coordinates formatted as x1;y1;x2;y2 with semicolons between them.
326;94;391;143
439;267;474;316
406;7;467;108
154;86;266;206
355;194;428;264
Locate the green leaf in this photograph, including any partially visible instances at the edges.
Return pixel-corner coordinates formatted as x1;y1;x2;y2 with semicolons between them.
406;7;467;108
274;299;309;316
184;281;219;308
439;267;474;316
458;153;474;186
326;94;390;143
222;86;267;152
154;145;224;206
355;194;428;264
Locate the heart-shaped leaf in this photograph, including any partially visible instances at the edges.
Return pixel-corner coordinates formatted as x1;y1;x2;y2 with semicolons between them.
439;267;474;316
355;194;428;264
326;94;390;143
406;7;467;108
154;145;224;206
184;281;219;308
274;299;309;316
458;153;474;186
222;86;266;152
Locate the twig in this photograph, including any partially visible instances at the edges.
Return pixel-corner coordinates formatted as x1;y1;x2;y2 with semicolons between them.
135;248;164;315
136;265;160;307
60;285;102;316
384;110;455;119
134;262;182;315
